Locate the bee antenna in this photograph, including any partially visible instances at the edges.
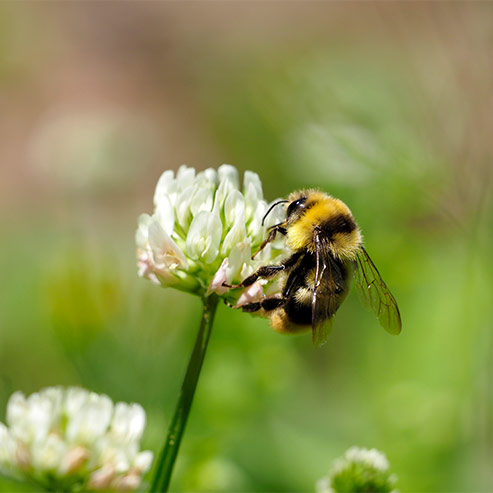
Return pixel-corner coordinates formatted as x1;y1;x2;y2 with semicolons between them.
262;200;288;226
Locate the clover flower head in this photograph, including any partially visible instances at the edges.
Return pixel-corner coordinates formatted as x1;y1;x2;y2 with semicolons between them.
136;165;287;300
0;387;153;492
316;446;398;493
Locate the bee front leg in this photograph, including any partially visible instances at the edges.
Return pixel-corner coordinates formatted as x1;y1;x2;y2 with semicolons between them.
239;251;302;287
251;224;287;259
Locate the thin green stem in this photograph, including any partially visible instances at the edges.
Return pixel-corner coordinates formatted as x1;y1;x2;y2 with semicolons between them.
150;294;219;493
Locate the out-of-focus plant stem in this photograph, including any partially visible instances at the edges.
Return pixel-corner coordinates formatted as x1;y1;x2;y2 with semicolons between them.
149;294;219;493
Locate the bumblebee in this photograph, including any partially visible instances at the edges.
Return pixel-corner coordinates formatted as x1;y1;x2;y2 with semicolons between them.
232;190;401;346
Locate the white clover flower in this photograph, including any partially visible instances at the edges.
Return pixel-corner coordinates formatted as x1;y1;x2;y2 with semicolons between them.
0;387;153;492
316;446;398;493
136;164;287;301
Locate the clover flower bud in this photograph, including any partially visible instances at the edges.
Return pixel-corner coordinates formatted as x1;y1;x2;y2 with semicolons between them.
0;387;153;492
136;165;288;301
316;446;398;493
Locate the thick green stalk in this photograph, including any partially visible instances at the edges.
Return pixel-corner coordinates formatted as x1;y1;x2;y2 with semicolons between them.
150;294;219;493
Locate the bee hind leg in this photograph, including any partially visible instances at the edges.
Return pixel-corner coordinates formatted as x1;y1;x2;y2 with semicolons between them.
240;296;285;313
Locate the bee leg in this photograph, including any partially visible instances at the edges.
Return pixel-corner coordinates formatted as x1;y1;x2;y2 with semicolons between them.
241;265;286;287
240;302;262;312
260;296;285;311
240;296;285;313
251;224;287;259
241;252;301;287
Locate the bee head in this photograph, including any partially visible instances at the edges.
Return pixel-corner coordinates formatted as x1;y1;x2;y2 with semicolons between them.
286;197;306;222
285;189;324;225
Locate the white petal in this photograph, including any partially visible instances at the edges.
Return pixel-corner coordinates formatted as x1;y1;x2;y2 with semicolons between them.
154;195;175;236
175;185;196;229
224;190;245;228
110;403;146;443
190;187;214;216
243;171;263;219
221;216;247;256
202;167;218;186
218;164;239;189
31;433;66;471
153;170;175;207
66;393;113;444
6;392;28;432
225;238;252;283
246;200;268;245
176;165;196;191
0;423;14;467
64;387;90;417
149;220;188;270
15;391;55;443
133;450;154;473
215;166;240;209
186;211;223;264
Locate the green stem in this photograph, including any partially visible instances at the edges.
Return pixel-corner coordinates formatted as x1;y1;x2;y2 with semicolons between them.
150;294;219;493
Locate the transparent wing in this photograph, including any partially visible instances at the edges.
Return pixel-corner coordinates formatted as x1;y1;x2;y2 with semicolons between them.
354;247;402;335
311;233;338;347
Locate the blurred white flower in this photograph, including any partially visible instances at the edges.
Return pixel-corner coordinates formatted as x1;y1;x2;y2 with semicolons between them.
0;387;153;492
136;164;287;300
316;446;398;493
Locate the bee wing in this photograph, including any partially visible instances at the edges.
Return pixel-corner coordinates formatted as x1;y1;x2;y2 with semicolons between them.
354;247;402;335
311;233;338;347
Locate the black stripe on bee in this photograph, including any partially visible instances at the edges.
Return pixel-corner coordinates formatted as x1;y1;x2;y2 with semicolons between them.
320;213;356;236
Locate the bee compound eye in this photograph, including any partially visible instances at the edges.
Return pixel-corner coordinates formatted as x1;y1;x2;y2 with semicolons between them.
286;198;306;218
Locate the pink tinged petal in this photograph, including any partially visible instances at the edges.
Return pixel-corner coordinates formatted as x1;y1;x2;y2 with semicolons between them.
136;249;161;285
148;221;188;270
88;465;116;490
15;443;31;470
208;258;230;295
59;445;89;474
111;473;141;491
235;281;265;307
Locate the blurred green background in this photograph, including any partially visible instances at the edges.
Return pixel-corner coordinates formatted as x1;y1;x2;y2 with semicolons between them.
1;3;492;492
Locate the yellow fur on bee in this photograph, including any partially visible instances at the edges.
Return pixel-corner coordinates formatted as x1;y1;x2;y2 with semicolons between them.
286;194;361;259
270;309;310;334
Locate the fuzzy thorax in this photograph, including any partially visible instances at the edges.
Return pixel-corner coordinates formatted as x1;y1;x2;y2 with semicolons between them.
286;191;362;260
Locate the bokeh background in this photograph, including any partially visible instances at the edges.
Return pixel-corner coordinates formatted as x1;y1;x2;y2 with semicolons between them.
1;3;492;492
